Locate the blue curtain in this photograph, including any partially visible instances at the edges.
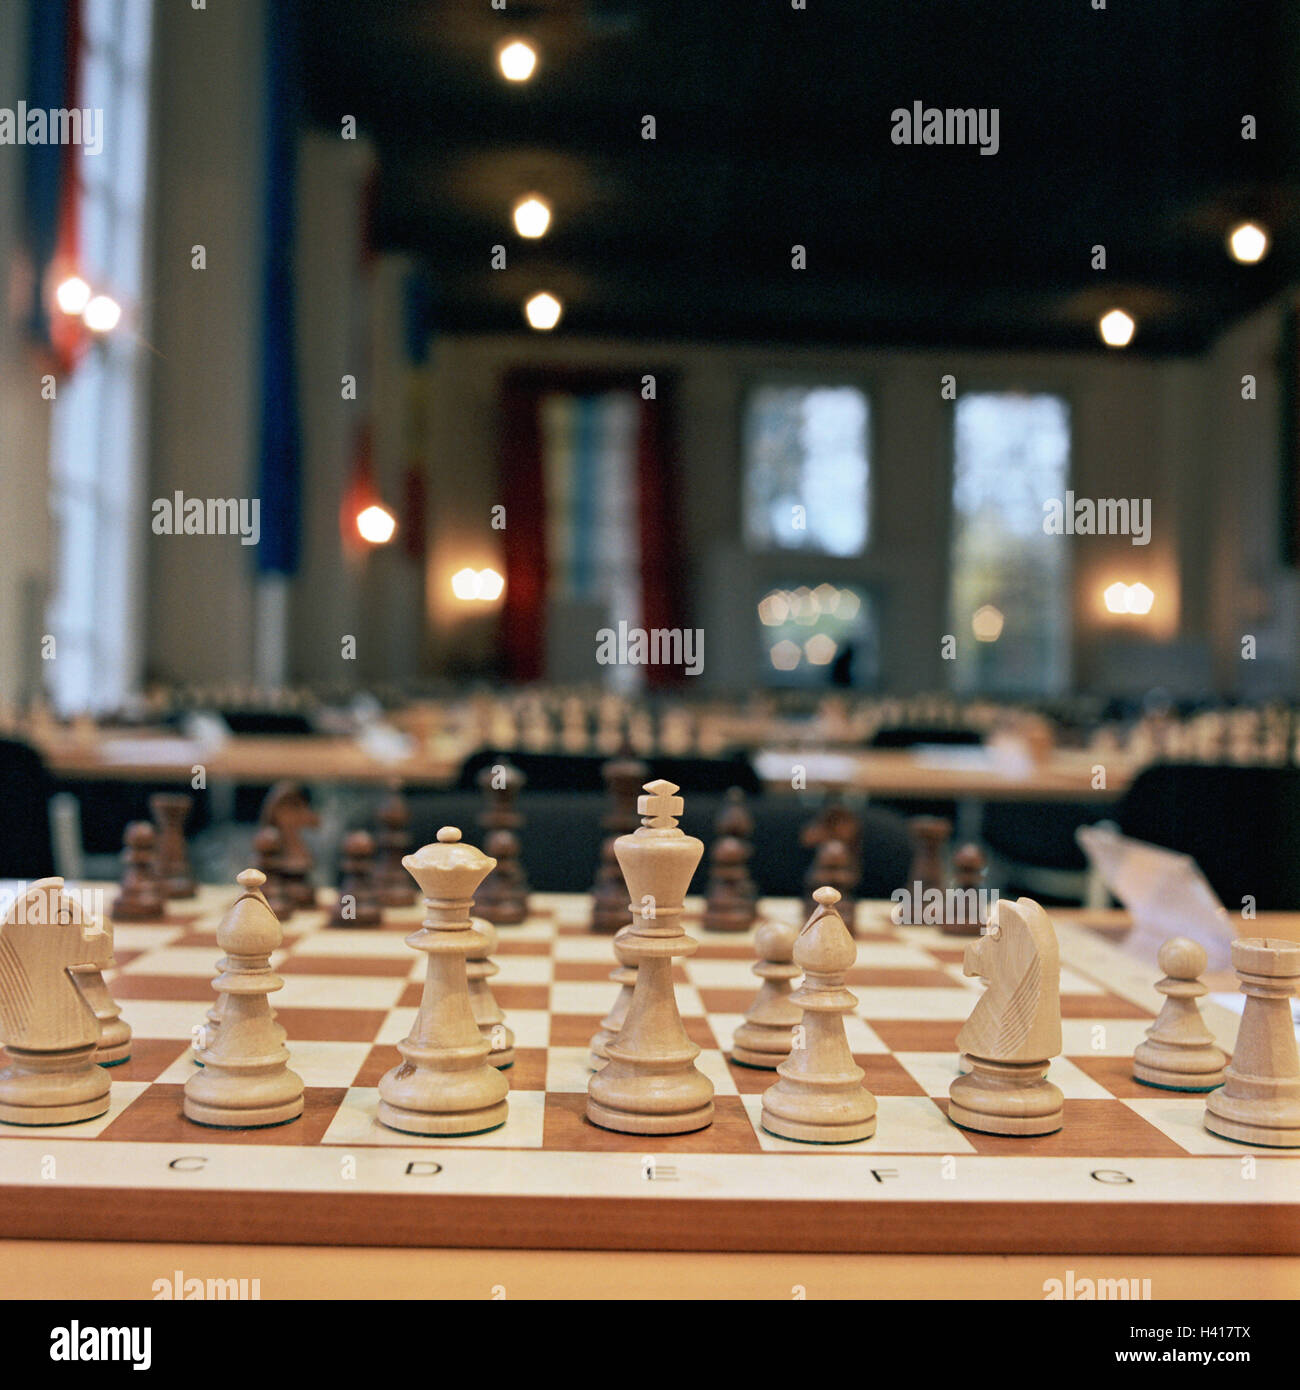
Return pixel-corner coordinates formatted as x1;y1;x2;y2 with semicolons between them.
22;0;71;351
255;0;302;576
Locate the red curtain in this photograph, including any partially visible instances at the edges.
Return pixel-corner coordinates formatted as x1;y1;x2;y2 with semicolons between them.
499;374;549;682
498;369;687;685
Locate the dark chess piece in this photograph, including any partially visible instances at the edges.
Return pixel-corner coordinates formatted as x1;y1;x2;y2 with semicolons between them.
252;824;295;923
942;843;988;937
713;788;758;914
374;783;417;909
150;792;197;899
112;822;167;922
475;763;529;925
588;754;647;933
803;838;859;935
259;782;319;910
898;815;951;924
591;838;631;934
800;792;862;876
330;830;383;927
704;836;757;932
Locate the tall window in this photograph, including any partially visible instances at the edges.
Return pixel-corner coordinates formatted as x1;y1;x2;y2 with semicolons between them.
743;384;870;556
46;0;153;713
948;392;1071;695
539;390;643;689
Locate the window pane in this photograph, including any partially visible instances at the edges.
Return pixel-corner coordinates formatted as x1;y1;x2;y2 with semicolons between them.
948;392;1071;695
743;385;869;556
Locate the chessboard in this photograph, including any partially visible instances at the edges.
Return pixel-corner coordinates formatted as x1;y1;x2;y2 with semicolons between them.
0;886;1294;1255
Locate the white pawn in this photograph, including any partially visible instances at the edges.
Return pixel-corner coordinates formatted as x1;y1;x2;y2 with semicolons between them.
589;932;637;1071
75;914;132;1068
760;887;876;1143
184;869;303;1128
468;917;514;1068
1133;937;1227;1091
731;918;801;1069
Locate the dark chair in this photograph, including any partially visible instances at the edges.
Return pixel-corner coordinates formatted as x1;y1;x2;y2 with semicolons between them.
1114;764;1300;911
868;726;984;750
164;710;316;736
0;738;57;878
52;779;212;853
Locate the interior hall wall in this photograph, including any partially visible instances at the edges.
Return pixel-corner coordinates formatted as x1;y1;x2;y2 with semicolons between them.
417;333;1203;696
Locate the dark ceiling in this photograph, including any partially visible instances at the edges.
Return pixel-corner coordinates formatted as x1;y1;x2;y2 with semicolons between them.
301;0;1300;355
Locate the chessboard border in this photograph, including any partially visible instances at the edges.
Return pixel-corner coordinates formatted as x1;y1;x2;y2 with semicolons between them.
3;1186;1296;1254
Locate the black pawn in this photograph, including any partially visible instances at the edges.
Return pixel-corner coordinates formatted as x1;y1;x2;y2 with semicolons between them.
374;785;417;909
253;825;295;923
943;843;987;937
803;838;859;936
112;822;167;922
476;764;529;925
330;830;383;927
704;835;757;932
714;788;758;912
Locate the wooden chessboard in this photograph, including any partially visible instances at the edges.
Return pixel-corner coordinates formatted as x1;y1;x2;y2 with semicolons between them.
0;887;1294;1254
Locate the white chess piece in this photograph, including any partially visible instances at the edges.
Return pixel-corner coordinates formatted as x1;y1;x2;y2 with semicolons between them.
184;869;303;1128
1133;937;1227;1091
0;879;114;1125
760;888;876;1142
947;897;1064;1137
377;828;509;1136
587;781;714;1135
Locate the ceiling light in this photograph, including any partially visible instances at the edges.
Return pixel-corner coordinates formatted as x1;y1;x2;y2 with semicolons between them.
1098;308;1135;348
452;568;480;600
524;292;562;330
1104;582;1132;614
804;633;838;665
83;294;121;333
1126;582;1155;615
757;592;790;626
769;639;801;671
476;568;505;601
356;504;396;545
513;196;551;239
971;604;1005;642
1227;221;1269;264
498;39;537;82
55;276;91;315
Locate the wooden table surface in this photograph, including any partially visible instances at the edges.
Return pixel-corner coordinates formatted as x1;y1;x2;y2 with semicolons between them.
38;729;1137;803
38;731;469;787
753;746;1134;800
